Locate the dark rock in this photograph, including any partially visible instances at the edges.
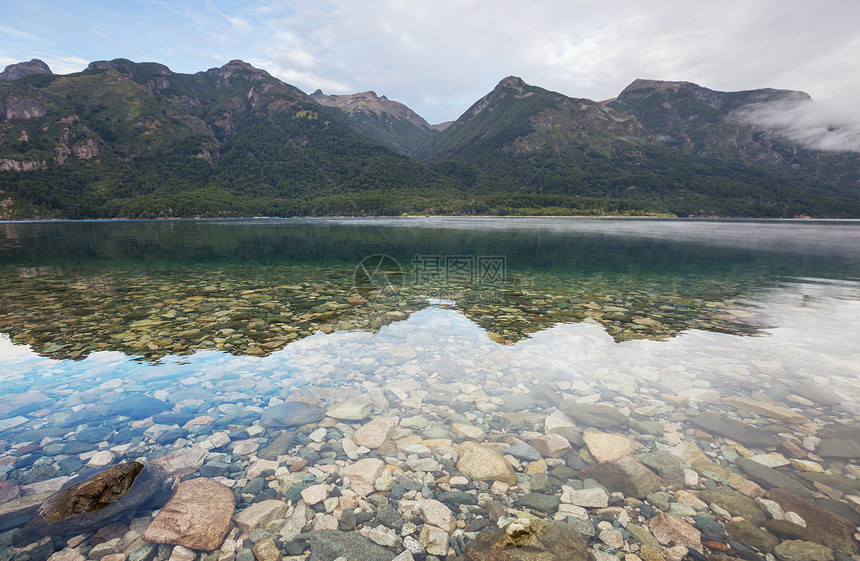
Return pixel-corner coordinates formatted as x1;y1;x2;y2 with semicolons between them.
735;457;813;498
764;519;818;542
127;544;157;561
154;428;189;445
338;510;356;531
797;473;859;495
727;539;767;561
0;481;20;503
461;518;590;560
769;488;858;555
772;540;836;561
199;462;231;478
73;427;111;443
558;402;628;429
62;441;94;455
259;403;325;429
517;493;560;514
724;520;778;553
151;413;194;426
437;491;477;506
636;451;686;488
503;395;536;412
110;395;168;419
692;514;724;541
13;462;166;543
789;383;841;406
307;530;392;561
0;493;52;533
819;426;860;440
698;488;767;526
373;505;403;532
578;456;665;498
61;410;103;427
818;439;860;459
690;412;779;448
814;499;860;525
506;444;541;462
258;431;295;460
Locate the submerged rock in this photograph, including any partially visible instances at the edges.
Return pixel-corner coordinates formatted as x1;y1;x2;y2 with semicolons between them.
14;462;166;543
308;529;393;561
772;540;835;561
143;478;235;551
109;395;168;419
559;402;629;428
769;488;859;555
259;402;325;428
456;442;516;485
461;518;590;561
579;456;665;498
690;412;779;448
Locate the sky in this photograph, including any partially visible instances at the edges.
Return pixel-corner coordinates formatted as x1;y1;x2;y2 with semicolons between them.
2;0;860;127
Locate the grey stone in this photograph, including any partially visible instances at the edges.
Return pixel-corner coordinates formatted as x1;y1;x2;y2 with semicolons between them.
307;530;393;561
260;403;325;429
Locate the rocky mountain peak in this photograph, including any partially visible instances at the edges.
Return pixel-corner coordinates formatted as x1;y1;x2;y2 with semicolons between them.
0;59;52;81
310;89;432;129
206;60;269;80
468;76;533;116
496;76;527;91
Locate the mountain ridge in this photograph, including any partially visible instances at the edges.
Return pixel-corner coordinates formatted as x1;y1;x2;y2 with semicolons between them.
2;58;859;218
309;88;447;154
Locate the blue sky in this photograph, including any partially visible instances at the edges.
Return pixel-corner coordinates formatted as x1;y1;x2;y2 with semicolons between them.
2;0;859;124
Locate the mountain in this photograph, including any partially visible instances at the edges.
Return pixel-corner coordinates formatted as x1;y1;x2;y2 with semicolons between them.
0;58;461;218
310;89;447;154
0;59;52;81
2;58;860;218
608;79;860;198
414;76;860;216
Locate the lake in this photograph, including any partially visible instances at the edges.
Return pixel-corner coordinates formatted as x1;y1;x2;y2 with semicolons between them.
1;218;859;560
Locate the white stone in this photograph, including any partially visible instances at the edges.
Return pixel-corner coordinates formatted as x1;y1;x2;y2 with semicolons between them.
755;498;784;520
783;511;806;527
749;453;790;468
207;432;231;448
419;499;455;533
352;417;397;449
87;450;115;468
360;525;400;547
300;484;328;506
308;427;327;443
246;459;279;480
342;437;360;460
583;431;641;462
419;524;450;557
599;528;624;548
340;458;385;496
555;503;589;520
168;545;196;561
451;422;486;442
312;513;339;530
327;396;374;421
561;486;609;508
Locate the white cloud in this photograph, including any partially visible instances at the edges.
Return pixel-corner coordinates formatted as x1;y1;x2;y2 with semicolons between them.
735;95;860;153
1;0;859;128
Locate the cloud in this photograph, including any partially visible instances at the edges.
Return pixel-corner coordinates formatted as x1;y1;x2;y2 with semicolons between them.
2;0;860;126
735;95;860;153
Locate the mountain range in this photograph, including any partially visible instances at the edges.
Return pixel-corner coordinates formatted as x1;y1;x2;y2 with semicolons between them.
1;58;859;219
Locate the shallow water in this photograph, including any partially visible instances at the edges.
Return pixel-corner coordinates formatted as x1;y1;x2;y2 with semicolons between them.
1;218;859;557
